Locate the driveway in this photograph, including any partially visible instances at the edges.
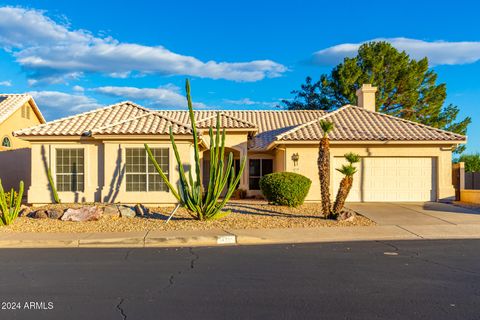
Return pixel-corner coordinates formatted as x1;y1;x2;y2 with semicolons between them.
347;202;480;226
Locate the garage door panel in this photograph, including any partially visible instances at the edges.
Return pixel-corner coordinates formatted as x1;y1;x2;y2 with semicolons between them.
333;157;436;202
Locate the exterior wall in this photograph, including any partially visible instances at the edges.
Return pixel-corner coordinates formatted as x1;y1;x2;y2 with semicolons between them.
28;141;101;204
101;140;193;205
0;102;42;150
460;190;480;204
279;144;455;202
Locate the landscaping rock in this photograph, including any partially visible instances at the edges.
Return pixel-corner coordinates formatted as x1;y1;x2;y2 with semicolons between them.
134;204;149;216
28;209;48;219
19;205;32;217
47;208;63;220
118;205;136;218
61;206;102;222
338;209;356;222
103;205;120;219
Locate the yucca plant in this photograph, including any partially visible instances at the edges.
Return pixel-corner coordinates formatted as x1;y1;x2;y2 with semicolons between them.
332;153;360;214
145;79;246;221
318;120;334;219
0;179;24;226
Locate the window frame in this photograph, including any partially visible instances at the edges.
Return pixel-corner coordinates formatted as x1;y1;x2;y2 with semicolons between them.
55;148;85;192
249;158;273;190
125;147;170;192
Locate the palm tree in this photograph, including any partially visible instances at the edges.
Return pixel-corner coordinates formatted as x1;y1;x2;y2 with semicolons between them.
318;120;334;218
332;153;360;214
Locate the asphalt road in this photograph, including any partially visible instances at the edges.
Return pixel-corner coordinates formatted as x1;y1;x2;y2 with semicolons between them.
0;240;479;320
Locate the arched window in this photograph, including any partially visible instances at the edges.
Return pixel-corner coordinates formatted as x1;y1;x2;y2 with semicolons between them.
2;136;11;148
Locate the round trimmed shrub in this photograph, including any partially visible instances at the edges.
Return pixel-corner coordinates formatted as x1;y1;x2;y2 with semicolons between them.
259;172;311;207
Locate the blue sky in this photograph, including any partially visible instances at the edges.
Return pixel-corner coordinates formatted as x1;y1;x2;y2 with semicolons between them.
0;0;479;152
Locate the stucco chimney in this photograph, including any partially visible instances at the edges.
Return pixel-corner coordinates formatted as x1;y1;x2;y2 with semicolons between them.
356;84;377;112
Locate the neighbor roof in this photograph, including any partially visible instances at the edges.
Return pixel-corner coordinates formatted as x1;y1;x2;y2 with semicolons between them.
14;101;466;149
0;94;46;124
275;105;466;145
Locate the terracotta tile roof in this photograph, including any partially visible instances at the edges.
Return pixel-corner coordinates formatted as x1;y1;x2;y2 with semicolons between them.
91;112;192;135
14;102;465;150
14;101;150;137
157;110;326;150
276;105;466;144
195;112;257;130
0;94;45;124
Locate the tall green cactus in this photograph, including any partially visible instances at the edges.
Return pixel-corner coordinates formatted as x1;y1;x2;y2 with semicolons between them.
47;166;61;203
0;179;24;226
145;79;246;221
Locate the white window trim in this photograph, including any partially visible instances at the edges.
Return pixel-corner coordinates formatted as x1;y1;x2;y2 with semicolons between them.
53;146;87;193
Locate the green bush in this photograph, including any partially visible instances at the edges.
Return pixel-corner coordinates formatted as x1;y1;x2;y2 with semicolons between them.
260;172;311;207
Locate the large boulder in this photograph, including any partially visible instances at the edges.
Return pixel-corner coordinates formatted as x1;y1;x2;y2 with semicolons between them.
103;205;120;219
61;206;102;222
118;205;136;218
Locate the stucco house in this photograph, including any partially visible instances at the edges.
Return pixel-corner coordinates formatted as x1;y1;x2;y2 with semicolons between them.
0;94;45;190
14;85;466;205
0;94;45;151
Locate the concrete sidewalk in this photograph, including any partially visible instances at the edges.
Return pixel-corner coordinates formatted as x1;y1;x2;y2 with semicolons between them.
1;223;480;248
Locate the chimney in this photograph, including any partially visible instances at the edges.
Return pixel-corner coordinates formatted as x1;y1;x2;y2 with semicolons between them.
356;84;377;112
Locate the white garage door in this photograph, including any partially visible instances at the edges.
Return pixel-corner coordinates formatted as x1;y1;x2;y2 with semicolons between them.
333;157;437;202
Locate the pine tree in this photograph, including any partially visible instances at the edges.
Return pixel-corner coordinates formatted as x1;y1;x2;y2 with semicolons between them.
283;41;471;153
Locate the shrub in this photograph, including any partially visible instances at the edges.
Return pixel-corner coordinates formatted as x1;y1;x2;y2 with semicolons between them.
260;172;311;207
457;153;480;172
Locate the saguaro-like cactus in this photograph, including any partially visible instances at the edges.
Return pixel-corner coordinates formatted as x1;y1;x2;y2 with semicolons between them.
0;179;24;226
145;79;246;221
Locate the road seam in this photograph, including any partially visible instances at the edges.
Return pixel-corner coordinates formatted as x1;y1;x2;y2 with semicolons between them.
395;225;424;239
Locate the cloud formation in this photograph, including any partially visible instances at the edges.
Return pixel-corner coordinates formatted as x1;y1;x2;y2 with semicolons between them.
0;80;11;86
223;97;278;108
0;7;287;83
28;91;101;112
93;84;209;109
312;38;480;66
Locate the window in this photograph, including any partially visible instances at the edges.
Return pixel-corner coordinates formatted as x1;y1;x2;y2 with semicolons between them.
249;159;273;190
126;148;169;192
56;148;84;192
1;137;11;148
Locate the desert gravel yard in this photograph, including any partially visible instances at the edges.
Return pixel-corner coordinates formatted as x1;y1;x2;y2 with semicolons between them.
0;202;373;233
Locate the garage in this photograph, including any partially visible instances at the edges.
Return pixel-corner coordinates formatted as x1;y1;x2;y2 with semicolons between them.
333;157;437;202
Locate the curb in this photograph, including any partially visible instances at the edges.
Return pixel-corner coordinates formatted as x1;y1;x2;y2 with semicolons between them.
1;225;480;248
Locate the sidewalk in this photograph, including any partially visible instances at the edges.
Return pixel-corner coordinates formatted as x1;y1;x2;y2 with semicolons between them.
1;223;480;248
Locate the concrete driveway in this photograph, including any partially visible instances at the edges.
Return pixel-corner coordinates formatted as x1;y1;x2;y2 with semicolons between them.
347;202;480;226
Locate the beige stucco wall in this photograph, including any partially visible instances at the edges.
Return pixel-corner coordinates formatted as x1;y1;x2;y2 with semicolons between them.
460;190;480;204
279;143;455;202
0;102;42;150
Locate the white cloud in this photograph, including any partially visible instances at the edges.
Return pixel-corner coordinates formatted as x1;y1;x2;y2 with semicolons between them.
0;6;287;83
93;84;208;109
223;97;278;108
0;80;11;86
28;91;101;112
72;85;84;92
311;37;480;66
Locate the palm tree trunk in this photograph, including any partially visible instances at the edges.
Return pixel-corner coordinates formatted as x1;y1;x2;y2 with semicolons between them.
333;176;353;214
318;137;331;217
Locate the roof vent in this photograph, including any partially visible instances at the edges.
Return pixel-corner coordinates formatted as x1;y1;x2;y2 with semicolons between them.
356;84;377;112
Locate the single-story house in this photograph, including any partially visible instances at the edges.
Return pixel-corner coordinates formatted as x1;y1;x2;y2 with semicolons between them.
0;94;45;190
14;85;466;205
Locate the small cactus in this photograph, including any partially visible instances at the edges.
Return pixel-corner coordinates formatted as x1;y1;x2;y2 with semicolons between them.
0;179;24;226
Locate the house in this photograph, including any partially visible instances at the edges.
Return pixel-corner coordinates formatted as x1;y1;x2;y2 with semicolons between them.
0;94;45;190
0;94;45;150
13;85;466;205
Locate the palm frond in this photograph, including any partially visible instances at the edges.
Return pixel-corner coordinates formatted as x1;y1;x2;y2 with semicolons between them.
344;152;360;164
336;164;357;176
319;120;334;138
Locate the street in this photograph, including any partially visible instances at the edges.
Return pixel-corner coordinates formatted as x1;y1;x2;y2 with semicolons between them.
0;240;479;320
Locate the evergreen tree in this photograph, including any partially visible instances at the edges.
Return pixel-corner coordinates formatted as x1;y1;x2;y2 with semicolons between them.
282;41;471;153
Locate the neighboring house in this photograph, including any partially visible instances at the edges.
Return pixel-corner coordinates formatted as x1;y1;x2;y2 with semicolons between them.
0;94;45;190
14;85;466;205
0;94;45;150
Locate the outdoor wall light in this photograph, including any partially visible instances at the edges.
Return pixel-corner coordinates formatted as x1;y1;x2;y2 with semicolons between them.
291;153;299;166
